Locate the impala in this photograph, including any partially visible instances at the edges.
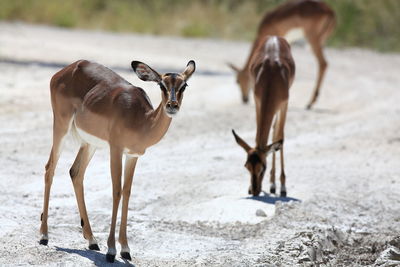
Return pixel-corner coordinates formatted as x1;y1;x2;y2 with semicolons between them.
39;59;195;262
229;0;335;109
233;35;295;197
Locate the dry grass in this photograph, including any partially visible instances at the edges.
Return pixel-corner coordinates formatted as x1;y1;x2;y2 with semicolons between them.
0;0;399;51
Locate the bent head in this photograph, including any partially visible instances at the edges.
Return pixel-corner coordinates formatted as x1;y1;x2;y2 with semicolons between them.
232;129;282;196
131;60;196;117
228;63;250;103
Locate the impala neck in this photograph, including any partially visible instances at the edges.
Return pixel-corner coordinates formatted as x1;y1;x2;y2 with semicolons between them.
255;104;274;151
254;81;278;151
145;99;172;146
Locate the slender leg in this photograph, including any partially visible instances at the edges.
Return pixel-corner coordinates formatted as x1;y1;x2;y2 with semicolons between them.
70;143;98;250
119;156;138;260
270;153;276;194
39;123;68;245
306;36;328;110
276;103;288;197
106;146;123;263
279;147;287;197
269;114;280;194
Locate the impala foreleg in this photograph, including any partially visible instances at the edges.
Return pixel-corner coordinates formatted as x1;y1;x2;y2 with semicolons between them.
269;116;280;195
269;152;276;194
279;147;287;197
106;146;123;263
118;156;138;261
276;103;288;197
70;143;98;250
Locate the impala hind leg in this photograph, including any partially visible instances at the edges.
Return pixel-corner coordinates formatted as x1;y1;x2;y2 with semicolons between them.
106;146;123;262
306;34;328;110
70;143;99;250
40;120;69;245
119;156;138;261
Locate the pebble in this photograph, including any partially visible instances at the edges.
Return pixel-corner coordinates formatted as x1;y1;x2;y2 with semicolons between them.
256;209;267;217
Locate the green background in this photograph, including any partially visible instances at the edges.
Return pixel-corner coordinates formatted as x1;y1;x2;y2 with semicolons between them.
1;0;399;52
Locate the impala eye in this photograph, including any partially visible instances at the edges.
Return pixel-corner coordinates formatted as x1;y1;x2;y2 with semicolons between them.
159;83;167;94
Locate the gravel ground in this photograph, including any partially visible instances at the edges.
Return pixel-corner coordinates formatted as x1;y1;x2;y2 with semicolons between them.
0;22;399;266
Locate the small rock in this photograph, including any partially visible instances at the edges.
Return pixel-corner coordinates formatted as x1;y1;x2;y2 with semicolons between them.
298;255;311;263
389;236;400;249
256;209;267;217
388;248;400;261
375;247;400;264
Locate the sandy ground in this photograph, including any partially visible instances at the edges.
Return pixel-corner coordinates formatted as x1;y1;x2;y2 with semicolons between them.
0;22;399;266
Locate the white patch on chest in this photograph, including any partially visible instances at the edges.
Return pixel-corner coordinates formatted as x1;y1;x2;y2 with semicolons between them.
123;148;143;157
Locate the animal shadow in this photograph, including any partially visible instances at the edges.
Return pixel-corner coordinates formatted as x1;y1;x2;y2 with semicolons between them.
290;105;338;115
246;191;301;204
55;246;135;267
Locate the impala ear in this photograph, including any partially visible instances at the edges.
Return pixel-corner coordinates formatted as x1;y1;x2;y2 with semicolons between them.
232;129;251;152
265;140;283;155
131;61;161;83
182;60;196;80
227;62;240;73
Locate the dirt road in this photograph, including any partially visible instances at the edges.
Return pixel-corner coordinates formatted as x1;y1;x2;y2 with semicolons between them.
0;22;399;266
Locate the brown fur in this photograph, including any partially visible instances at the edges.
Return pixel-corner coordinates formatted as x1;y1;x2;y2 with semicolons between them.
233;36;295;197
229;0;336;109
39;59;195;260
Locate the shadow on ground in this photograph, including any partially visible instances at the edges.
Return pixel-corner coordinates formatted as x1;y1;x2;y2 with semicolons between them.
0;58;230;76
289;105;339;115
55;246;134;267
245;192;301;204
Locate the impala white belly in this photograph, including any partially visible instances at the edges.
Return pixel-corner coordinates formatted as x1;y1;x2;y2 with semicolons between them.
285;27;304;43
75;125;108;148
73;121;144;157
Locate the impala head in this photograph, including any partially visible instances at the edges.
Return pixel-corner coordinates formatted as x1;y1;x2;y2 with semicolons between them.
131;60;196;117
228;63;250;103
232;129;282;196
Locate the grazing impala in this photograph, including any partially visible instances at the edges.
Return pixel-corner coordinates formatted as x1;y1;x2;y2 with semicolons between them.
232;36;295;197
39;59;195;262
229;0;335;109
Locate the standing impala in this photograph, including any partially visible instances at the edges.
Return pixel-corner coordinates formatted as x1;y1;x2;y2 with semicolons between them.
229;0;335;109
39;59;195;262
232;36;295;197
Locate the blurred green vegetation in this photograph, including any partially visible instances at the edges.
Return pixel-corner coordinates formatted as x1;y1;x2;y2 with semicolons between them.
0;0;399;52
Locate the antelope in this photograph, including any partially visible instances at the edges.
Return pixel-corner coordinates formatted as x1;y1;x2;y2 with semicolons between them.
39;59;195;262
229;0;335;109
232;36;295;197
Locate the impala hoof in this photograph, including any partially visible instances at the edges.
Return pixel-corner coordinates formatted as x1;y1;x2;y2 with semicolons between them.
280;191;287;198
89;244;100;251
39;239;48;245
106;253;115;263
121;252;132;260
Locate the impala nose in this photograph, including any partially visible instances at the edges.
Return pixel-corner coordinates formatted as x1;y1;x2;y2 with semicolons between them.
165;101;179;117
166;101;179;109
